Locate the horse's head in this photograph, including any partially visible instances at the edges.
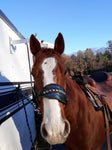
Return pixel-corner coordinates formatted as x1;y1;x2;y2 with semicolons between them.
30;33;70;145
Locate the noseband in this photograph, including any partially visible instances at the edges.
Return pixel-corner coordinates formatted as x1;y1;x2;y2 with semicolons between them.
35;84;68;105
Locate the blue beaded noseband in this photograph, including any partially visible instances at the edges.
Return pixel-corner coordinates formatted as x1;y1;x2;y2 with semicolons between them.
36;84;68;105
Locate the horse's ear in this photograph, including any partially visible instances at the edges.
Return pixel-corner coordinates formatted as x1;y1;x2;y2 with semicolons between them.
30;34;41;55
54;33;65;54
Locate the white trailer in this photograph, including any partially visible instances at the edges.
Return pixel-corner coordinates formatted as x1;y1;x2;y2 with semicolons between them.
0;10;36;150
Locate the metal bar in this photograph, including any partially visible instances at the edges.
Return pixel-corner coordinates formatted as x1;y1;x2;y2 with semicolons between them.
26;43;33;88
0;99;32;125
0;81;34;86
11;39;29;45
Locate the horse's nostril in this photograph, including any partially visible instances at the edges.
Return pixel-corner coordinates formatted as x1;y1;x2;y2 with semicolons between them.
41;124;48;138
63;120;70;137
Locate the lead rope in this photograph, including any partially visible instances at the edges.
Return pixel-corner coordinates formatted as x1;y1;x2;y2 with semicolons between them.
17;85;35;150
24;44;36;150
22;98;35;150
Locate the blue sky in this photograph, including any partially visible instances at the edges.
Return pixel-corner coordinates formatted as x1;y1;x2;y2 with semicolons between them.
1;0;112;55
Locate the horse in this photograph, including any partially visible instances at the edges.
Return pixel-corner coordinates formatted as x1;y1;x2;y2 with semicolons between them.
30;33;112;150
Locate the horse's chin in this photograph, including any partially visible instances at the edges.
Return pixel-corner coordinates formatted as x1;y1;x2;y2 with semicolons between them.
46;137;67;145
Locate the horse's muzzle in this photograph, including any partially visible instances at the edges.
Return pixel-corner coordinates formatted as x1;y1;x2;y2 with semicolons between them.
40;119;70;145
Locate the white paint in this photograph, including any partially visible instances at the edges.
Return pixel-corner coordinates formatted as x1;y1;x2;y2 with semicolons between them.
0;117;22;150
0;18;33;82
0;105;36;150
0;12;36;150
41;57;65;144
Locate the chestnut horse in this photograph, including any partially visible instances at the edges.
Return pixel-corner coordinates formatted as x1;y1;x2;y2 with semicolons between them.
30;33;112;150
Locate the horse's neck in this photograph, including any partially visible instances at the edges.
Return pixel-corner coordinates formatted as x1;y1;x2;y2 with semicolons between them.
65;76;106;150
65;76;89;122
66;76;84;102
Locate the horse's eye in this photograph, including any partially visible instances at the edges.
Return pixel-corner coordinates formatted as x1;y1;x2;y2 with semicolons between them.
64;70;67;75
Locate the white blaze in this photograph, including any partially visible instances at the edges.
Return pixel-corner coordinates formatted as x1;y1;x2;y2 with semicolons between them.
42;57;57;85
41;57;65;143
